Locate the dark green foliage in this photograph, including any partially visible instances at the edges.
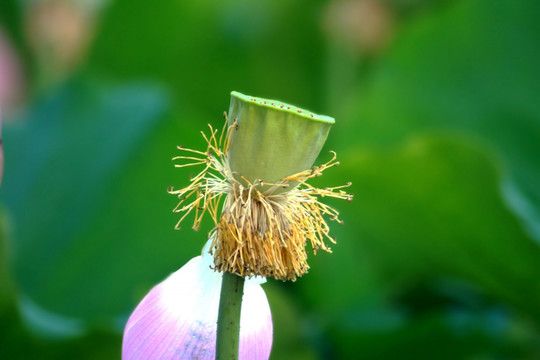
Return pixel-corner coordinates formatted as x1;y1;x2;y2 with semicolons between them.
0;0;538;358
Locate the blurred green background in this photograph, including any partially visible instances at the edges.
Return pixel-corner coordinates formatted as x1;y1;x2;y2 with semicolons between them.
1;0;539;359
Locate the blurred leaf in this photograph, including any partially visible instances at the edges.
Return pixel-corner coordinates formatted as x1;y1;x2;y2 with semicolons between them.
0;211;14;310
301;136;540;356
346;137;540;320
0;0;24;45
336;0;540;239
264;283;318;360
0;303;121;360
0;77;172;325
316;0;540;355
62;98;211;321
89;0;329;120
330;308;536;360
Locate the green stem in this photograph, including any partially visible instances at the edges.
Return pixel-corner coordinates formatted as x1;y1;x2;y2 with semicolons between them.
216;271;245;360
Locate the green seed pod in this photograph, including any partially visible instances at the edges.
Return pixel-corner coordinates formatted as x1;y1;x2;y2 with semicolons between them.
226;91;334;193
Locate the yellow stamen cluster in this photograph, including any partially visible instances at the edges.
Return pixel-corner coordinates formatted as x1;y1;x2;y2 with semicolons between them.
168;115;352;281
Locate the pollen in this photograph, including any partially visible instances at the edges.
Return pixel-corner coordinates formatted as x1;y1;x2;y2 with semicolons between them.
168;117;352;281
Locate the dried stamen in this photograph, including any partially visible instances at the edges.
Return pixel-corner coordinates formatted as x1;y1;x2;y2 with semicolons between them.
168;117;352;281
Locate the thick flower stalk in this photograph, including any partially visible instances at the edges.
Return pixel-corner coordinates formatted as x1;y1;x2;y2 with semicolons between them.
168;91;352;281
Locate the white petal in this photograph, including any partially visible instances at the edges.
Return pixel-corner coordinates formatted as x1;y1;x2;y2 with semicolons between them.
122;256;272;360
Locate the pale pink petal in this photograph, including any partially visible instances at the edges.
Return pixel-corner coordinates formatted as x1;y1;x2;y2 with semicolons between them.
0;29;24;108
0;105;3;185
122;255;272;360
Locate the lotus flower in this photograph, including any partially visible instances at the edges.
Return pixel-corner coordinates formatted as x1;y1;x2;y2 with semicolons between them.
124;92;350;359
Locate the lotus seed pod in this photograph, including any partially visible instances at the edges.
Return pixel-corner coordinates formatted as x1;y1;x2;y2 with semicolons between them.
226;91;334;193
